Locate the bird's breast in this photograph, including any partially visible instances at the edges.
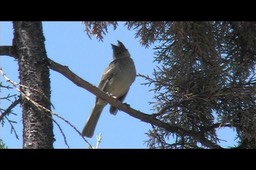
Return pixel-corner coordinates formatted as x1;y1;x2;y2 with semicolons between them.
106;58;136;97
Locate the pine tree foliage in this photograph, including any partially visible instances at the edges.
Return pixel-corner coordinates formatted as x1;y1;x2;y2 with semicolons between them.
85;21;256;148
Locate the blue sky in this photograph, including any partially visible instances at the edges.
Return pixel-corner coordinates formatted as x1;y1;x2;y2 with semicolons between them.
0;21;238;148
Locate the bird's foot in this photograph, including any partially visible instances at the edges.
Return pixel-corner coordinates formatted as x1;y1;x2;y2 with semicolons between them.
106;92;117;99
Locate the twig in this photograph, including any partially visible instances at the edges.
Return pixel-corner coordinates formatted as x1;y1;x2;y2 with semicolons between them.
0;83;13;89
1;45;223;149
0;67;54;109
151;124;166;149
1;66;92;148
5;116;19;140
95;133;102;149
0;98;20;121
0;94;17;100
53;113;93;149
52;119;70;148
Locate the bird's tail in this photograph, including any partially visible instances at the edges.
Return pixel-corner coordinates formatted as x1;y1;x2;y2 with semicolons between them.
82;105;104;138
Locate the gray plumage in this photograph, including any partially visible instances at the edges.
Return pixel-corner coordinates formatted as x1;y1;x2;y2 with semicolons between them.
82;40;136;137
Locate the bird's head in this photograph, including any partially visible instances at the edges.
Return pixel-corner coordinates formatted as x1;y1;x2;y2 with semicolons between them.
111;40;130;59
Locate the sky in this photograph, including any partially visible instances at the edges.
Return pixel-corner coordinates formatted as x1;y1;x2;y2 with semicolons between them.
0;21;238;148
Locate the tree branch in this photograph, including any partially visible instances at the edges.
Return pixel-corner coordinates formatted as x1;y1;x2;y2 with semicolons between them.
52;119;70;148
0;98;21;121
0;46;18;58
6;116;19;140
0;45;222;149
48;58;222;149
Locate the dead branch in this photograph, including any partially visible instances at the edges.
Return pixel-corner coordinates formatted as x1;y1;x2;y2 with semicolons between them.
0;45;222;149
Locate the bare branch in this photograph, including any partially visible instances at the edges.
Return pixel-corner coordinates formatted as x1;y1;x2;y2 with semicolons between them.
0;98;20;121
0;83;13;89
0;63;91;148
0;94;17;100
0;46;18;58
53;113;93;149
48;58;222;149
5;116;19;140
52;119;70;148
0;45;222;148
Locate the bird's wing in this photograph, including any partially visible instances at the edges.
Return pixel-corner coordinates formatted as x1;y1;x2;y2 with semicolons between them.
95;60;117;103
98;60;117;90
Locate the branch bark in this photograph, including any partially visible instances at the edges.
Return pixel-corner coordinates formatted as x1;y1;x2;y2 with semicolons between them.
0;46;17;57
0;45;222;149
48;58;222;149
0;46;17;58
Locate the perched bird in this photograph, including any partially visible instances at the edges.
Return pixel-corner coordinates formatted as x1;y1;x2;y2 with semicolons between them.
82;40;136;138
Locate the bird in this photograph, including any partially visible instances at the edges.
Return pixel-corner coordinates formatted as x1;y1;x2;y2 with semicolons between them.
82;40;136;138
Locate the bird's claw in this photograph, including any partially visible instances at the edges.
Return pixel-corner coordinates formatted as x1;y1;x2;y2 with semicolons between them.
106;92;117;99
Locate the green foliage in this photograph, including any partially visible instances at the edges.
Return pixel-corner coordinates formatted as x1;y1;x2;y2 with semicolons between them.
85;21;256;148
143;22;256;148
0;139;7;149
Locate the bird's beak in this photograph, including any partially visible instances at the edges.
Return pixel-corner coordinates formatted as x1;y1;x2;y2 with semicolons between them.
111;43;118;48
117;40;124;47
117;41;127;50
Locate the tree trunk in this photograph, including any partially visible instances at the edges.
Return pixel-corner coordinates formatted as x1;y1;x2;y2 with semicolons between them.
13;22;54;148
